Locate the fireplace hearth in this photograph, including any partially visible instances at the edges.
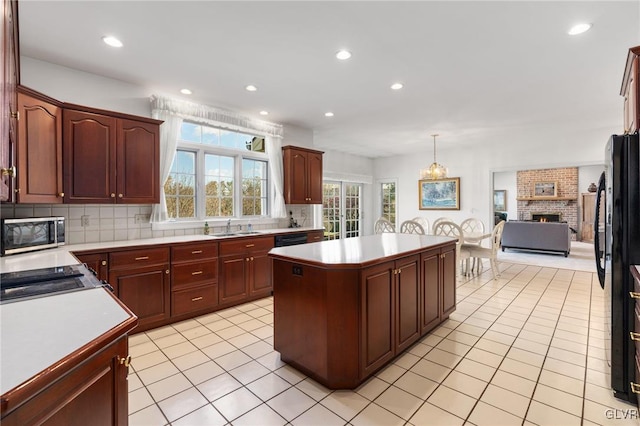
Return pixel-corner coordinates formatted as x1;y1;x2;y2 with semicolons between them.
532;213;561;222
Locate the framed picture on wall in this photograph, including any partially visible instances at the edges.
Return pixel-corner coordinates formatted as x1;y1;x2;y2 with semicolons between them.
418;178;460;210
493;190;506;211
533;181;558;197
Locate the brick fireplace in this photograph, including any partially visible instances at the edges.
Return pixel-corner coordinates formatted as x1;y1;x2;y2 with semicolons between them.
516;167;578;240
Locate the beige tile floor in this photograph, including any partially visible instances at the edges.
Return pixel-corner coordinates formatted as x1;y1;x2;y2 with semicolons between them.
127;258;640;426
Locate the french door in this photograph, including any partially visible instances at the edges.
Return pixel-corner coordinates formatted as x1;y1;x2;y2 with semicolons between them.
323;181;362;240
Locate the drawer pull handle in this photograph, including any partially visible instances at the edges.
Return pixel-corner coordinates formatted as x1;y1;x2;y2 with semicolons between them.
630;292;640;299
631;383;640;394
191;297;203;302
191;250;203;254
191;271;203;276
631;332;640;341
246;244;255;248
135;256;149;261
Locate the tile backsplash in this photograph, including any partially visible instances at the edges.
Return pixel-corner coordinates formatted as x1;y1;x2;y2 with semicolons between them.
0;204;315;246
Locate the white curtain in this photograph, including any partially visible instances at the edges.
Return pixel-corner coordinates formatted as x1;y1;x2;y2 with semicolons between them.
150;110;182;223
266;136;287;218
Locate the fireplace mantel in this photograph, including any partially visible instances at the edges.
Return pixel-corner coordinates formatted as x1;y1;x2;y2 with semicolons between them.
516;196;576;206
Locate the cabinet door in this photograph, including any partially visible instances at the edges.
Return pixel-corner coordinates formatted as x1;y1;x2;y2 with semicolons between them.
421;249;441;334
16;90;63;203
441;246;457;318
360;261;394;377
76;252;109;281
117;119;160;203
1;0;18;201
219;254;248;304
249;250;272;296
63;110;116;203
284;148;308;204
396;255;420;353
307;151;323;203
109;264;170;328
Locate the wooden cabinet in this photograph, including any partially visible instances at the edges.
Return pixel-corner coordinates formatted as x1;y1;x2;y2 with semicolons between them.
307;229;324;243
272;238;457;389
171;242;219;316
14;87;63;203
581;192;604;243
622;46;640;134
282;146;323;204
109;247;170;329
75;252;109;281
1;0;19;201
219;236;274;304
360;254;420;377
63;107;162;204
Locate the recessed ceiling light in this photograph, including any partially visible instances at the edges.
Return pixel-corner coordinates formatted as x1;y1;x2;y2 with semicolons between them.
391;83;404;90
336;50;352;60
325;112;334;117
259;111;269;116
245;85;258;92
568;23;592;35
102;36;123;48
180;88;192;95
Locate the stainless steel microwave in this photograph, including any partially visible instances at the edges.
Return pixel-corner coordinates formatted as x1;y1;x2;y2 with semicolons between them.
1;217;66;256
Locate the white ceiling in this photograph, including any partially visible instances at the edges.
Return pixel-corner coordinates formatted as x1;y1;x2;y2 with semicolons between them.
18;1;640;158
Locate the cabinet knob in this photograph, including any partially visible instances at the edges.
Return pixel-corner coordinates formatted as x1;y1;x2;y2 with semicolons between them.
10;111;19;119
631;332;640;341
101;260;107;266
246;258;250;262
630;292;640;299
118;193;123;198
117;355;132;368
111;193;116;198
166;269;170;274
632;383;640;394
58;192;65;198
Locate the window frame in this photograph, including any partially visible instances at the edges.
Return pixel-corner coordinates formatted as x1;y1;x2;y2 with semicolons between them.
166;121;270;221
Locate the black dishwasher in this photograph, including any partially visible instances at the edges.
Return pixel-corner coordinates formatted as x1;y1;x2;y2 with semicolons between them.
274;232;308;247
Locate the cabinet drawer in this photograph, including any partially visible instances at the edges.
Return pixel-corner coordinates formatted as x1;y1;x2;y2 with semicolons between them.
307;230;324;243
110;247;169;268
172;284;218;316
172;260;217;290
219;236;273;255
172;242;218;262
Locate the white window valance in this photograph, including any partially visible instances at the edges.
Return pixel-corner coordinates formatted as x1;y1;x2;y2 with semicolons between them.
150;94;283;138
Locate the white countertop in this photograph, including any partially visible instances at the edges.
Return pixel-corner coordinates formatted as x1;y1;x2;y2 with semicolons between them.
0;227;320;273
0;287;133;394
269;233;456;266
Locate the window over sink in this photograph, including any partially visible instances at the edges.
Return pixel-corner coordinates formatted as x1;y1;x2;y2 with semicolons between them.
165;122;269;219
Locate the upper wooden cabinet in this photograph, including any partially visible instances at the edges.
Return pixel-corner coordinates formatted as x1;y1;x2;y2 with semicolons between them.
1;0;19;201
282;146;323;204
63;106;162;204
622;46;640;134
14;86;63;203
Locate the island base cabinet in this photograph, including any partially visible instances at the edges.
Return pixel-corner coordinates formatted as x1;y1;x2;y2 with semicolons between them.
273;242;454;389
1;336;129;426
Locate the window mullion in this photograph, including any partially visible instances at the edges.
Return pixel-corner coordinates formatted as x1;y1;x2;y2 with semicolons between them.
197;148;205;219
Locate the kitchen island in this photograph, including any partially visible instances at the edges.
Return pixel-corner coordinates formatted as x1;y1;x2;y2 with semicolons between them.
269;233;457;389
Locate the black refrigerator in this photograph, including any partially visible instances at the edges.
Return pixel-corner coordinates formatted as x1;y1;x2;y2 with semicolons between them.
595;132;640;402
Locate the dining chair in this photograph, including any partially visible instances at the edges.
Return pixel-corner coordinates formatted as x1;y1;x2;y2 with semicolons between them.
374;217;395;234
411;217;430;234
461;218;486;270
431;217;453;235
465;220;506;280
400;220;426;234
432;220;471;275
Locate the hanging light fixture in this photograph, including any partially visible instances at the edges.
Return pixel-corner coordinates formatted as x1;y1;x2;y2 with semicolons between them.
420;134;448;180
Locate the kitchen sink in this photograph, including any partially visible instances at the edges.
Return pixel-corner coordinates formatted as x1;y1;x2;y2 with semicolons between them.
236;231;260;235
212;232;238;237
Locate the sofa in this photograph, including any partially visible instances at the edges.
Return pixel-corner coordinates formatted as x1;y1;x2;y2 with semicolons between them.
501;221;571;257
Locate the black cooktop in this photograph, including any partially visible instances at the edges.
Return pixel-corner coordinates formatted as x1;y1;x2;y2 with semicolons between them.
0;264;97;303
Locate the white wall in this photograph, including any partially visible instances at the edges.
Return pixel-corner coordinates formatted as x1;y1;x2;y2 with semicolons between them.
374;126;610;232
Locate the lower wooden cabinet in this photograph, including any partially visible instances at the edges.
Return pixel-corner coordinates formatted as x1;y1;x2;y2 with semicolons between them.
171;242;218;316
360;255;420;377
108;248;170;329
219;236;274;304
1;336;130;426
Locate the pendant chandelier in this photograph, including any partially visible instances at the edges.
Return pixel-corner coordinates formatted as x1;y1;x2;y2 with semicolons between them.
420;134;448;180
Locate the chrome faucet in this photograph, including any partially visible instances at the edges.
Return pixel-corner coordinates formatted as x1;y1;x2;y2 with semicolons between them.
226;219;231;234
